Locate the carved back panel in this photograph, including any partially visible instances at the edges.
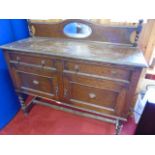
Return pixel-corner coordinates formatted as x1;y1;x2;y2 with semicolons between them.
29;19;143;46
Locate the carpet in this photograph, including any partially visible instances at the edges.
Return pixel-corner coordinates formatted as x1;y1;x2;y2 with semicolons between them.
0;102;136;135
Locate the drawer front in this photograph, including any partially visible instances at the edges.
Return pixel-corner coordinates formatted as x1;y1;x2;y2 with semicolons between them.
9;52;56;69
16;71;58;98
63;74;128;117
63;60;131;81
12;63;57;78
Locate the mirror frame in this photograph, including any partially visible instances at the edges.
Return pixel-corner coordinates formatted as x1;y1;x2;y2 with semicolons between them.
63;22;92;39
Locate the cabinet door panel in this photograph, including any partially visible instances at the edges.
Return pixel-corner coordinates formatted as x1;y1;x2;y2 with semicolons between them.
63;74;128;117
16;70;59;99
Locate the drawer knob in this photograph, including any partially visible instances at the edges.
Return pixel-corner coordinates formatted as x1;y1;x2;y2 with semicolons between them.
32;80;39;85
89;93;96;99
111;71;117;75
41;60;45;66
16;56;20;63
74;65;79;71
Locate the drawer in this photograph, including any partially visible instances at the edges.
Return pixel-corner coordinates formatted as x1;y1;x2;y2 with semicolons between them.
8;52;56;69
12;63;57;78
16;71;58;98
63;60;131;81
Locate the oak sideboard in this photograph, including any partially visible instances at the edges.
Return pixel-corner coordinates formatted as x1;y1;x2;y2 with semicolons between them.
1;19;147;134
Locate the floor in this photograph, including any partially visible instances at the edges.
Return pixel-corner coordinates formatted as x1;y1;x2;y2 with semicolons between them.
0;103;137;135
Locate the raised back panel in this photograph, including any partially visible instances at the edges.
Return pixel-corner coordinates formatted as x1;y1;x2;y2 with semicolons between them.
29;19;143;46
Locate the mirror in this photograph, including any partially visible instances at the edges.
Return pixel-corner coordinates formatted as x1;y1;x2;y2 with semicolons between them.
63;22;92;38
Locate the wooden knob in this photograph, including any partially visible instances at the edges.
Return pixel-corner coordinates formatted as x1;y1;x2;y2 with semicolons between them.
111;71;117;75
41;60;45;66
33;80;39;85
89;93;96;99
74;65;79;71
16;56;20;63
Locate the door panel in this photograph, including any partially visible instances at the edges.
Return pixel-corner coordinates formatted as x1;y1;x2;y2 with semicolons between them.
16;71;58;99
63;74;128;117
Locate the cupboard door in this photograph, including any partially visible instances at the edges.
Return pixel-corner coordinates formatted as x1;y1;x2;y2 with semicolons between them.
63;74;128;117
15;70;59;99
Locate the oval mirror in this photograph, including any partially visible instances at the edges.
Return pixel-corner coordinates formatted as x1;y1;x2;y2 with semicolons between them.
63;22;92;38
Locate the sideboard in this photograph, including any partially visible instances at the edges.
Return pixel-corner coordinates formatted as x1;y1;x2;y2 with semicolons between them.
0;19;147;134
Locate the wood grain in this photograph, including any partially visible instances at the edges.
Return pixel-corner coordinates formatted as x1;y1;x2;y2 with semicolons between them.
30;19;138;45
1;37;147;68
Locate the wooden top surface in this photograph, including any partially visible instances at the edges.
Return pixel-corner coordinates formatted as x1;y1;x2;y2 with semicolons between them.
1;37;147;68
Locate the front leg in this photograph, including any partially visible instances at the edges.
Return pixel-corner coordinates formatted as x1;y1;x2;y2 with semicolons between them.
17;93;28;116
115;119;123;135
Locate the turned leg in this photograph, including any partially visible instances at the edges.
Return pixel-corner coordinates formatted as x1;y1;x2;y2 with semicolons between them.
17;94;28;115
115;119;123;135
